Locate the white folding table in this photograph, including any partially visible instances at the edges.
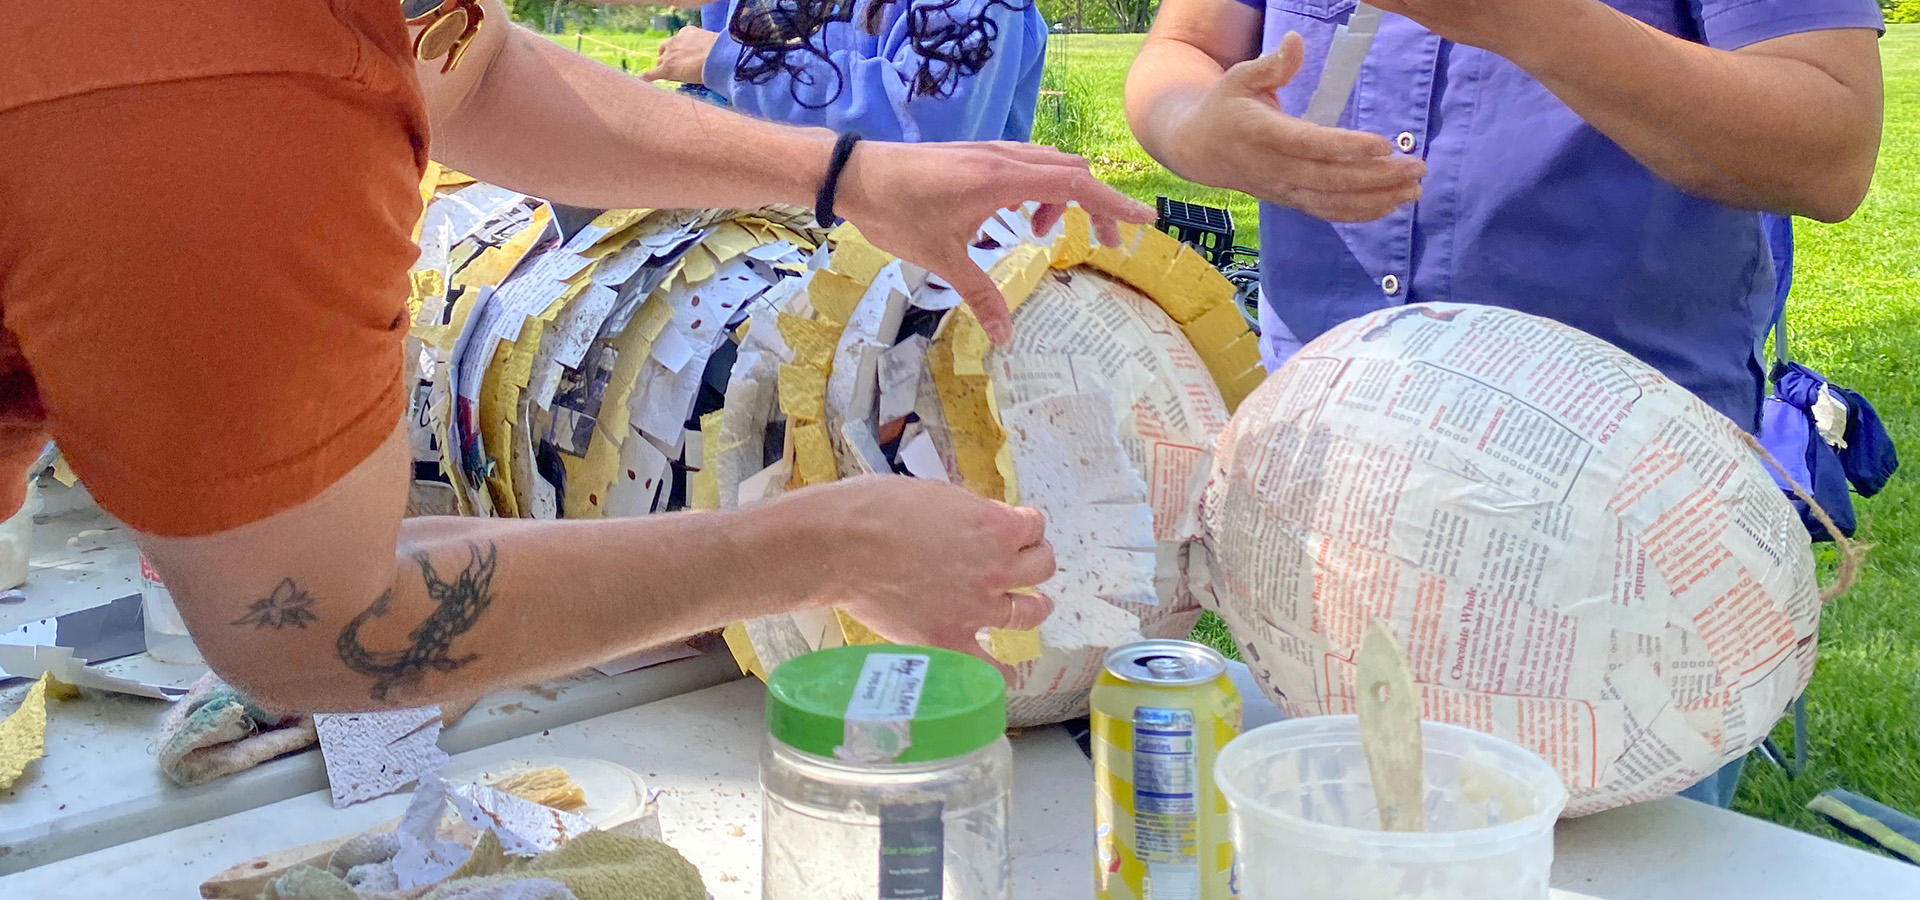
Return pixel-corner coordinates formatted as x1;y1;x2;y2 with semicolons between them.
5;678;1916;899
4;484;1915;898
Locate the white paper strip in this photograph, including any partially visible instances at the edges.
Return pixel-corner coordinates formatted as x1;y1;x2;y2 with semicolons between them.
1303;3;1385;127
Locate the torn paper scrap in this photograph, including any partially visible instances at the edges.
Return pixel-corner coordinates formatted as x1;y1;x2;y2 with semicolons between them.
593;641;704;677
1001;393;1157;641
778;311;841;369
0;672;53;790
987;627;1043;666
738;459;791;505
316;706;451;808
394;774;471;888
899;430;950;483
878;334;929;426
449;781;595;856
793;421;837;486
778;363;828;422
0;641;187;701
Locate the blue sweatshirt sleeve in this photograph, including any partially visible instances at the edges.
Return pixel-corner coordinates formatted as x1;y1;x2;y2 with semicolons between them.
698;1;730;35
702;0;1046;142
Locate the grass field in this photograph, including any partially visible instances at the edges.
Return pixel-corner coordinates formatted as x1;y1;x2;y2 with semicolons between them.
558;31;664;73
1731;25;1920;844
552;26;1920;845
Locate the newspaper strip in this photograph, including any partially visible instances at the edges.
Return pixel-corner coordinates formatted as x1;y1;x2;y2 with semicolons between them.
1193;303;1819;815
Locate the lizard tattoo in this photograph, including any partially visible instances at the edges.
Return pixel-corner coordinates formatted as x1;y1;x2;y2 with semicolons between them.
336;542;498;701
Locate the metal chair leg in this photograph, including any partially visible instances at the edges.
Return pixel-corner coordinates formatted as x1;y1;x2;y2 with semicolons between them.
1757;694;1809;779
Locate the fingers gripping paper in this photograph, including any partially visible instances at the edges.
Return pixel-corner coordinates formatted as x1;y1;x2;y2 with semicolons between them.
719;209;1248;727
1189;303;1820;816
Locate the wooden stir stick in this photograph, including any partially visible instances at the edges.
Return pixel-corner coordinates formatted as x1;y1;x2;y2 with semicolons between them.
1357;617;1426;832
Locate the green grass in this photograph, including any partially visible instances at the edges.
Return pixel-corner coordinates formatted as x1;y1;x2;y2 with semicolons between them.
1035;34;1261;249
552;30;666;73
1730;24;1920;844
545;26;1920;842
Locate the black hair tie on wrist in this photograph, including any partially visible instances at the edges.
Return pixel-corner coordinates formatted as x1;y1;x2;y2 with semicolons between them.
815;132;863;229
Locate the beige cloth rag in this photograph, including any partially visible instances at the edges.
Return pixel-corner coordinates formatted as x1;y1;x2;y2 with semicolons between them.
157;672;317;786
259;831;706;900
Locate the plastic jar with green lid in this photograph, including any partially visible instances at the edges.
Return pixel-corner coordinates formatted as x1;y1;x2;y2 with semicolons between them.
762;645;1013;900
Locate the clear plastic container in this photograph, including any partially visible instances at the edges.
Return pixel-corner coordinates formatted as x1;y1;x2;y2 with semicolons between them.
761;645;1013;900
1215;716;1567;900
140;554;204;664
762;734;1013;899
0;481;40;591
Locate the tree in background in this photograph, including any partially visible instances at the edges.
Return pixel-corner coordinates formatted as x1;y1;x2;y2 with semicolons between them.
508;1;667;32
1889;0;1920;25
1095;0;1155;32
1037;0;1153;32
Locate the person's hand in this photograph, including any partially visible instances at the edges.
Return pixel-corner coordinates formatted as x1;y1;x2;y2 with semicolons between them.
641;27;719;85
775;475;1057;676
1170;32;1426;223
834;140;1155;344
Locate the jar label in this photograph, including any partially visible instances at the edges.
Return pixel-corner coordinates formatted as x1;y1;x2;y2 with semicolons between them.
878;798;945;899
846;652;930;722
838;652;930;763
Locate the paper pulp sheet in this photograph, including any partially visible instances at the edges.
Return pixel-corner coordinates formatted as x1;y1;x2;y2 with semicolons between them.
315;706;451;809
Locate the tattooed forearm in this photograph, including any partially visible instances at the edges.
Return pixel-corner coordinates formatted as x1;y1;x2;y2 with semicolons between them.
335;542;500;701
232;579;319;630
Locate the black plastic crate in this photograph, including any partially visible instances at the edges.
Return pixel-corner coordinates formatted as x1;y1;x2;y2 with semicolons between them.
1155;196;1237;267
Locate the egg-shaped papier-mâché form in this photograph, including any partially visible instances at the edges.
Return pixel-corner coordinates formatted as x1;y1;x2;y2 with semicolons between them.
1187;303;1819;816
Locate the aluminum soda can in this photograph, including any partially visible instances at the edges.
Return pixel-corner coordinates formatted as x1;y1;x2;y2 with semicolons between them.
1092;639;1243;900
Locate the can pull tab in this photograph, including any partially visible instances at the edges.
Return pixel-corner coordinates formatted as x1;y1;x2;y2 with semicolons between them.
1144;656;1190;680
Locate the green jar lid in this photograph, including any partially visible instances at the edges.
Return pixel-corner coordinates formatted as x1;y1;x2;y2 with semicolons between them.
766;645;1007;764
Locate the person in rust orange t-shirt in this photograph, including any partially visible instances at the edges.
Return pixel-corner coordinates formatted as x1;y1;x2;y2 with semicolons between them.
0;0;1149;710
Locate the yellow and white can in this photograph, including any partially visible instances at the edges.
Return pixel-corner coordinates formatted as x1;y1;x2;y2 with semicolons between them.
1092;639;1243;900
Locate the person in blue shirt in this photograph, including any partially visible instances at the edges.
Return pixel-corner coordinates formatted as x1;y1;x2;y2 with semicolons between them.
1126;0;1886;809
640;0;1048;142
1127;0;1883;436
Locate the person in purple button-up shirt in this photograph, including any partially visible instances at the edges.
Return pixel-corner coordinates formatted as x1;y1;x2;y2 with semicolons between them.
1126;0;1884;808
1126;0;1883;435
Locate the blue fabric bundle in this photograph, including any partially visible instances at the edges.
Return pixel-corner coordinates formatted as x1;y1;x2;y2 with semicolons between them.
1759;361;1899;542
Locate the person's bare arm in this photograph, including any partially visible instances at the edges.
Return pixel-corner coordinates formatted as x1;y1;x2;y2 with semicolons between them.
143;425;1055;712
1368;0;1883;222
419;1;1150;341
1125;0;1427;222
